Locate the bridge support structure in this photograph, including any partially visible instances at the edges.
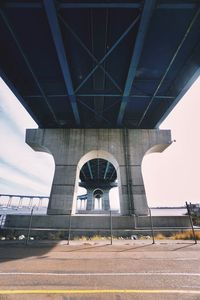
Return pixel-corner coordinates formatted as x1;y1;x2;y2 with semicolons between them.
26;129;171;217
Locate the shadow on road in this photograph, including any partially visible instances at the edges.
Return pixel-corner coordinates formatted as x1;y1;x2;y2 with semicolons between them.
0;241;58;263
172;243;197;251
118;243;154;252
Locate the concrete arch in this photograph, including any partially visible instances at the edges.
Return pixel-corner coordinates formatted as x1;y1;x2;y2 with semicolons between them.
76;150;119;171
72;150;122;214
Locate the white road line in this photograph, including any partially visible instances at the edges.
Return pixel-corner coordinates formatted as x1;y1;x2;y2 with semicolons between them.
0;272;200;277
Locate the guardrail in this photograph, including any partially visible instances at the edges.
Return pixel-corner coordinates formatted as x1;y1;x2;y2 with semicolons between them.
0;194;49;209
0;207;199;245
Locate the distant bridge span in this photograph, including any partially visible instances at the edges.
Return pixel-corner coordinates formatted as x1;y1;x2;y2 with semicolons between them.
0;194;49;209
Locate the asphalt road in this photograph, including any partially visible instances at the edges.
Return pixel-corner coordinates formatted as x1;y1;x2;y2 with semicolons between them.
0;240;199;299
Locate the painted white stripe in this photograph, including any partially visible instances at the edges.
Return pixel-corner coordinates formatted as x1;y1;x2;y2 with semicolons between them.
0;272;200;277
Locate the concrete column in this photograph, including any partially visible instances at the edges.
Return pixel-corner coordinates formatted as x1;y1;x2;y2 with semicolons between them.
7;196;12;207
28;197;33;208
102;188;110;211
86;188;110;211
48;164;77;214
84;200;87;210
77;198;81;211
38;198;43;209
118;166;130;215
86;189;93;210
18;196;23;208
98;198;101;210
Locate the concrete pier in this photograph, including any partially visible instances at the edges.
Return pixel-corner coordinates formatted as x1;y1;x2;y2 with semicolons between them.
26;129;171;217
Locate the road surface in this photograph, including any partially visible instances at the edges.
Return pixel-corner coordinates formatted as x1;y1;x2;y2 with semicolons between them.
0;240;199;299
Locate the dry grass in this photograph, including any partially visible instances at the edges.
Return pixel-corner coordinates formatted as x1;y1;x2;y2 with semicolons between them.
73;235;108;241
90;235;107;240
171;230;200;240
74;235;88;241
154;233;166;240
151;230;200;240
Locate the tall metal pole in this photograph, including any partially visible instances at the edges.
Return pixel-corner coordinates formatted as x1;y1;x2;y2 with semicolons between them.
149;207;155;244
133;214;137;229
26;206;35;246
110;210;113;245
67;210;72;245
186;202;197;244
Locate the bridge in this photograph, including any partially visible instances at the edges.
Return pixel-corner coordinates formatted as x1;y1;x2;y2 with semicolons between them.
0;194;49;209
1;0;200;129
0;1;199;226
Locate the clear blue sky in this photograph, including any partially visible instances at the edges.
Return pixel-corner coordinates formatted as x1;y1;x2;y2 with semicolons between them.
0;76;200;207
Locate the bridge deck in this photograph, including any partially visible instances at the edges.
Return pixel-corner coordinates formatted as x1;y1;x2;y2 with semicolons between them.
1;1;200;128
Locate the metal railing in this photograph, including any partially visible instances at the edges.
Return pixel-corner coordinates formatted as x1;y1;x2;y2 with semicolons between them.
0;208;199;245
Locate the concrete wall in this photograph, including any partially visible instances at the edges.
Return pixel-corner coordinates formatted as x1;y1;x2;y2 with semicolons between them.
5;214;190;229
26;129;171;216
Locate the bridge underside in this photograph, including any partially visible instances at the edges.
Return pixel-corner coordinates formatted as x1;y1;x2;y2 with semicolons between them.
1;1;200;129
1;1;199;230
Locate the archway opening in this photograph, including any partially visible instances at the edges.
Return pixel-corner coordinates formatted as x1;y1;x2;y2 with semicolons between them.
93;189;103;210
141;143;171;210
73;150;121;215
109;186;120;212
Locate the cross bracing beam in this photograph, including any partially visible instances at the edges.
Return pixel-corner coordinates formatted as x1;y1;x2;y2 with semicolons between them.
58;3;196;10
4;3;42;8
117;0;156;126
77;99;112;126
75;15;140;93
51;96;119;115
43;0;80;125
80;169;87;180
24;93;175;99
3;2;196;10
87;162;93;180
103;99;121;113
59;15;122;92
59;3;141;9
4;1;196;9
1;2;140;9
92;7;108;123
109;168;116;181
158;3;196;10
77;93;122;97
137;5;200;127
0;8;59;125
103;162;110;180
76;94;174;99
